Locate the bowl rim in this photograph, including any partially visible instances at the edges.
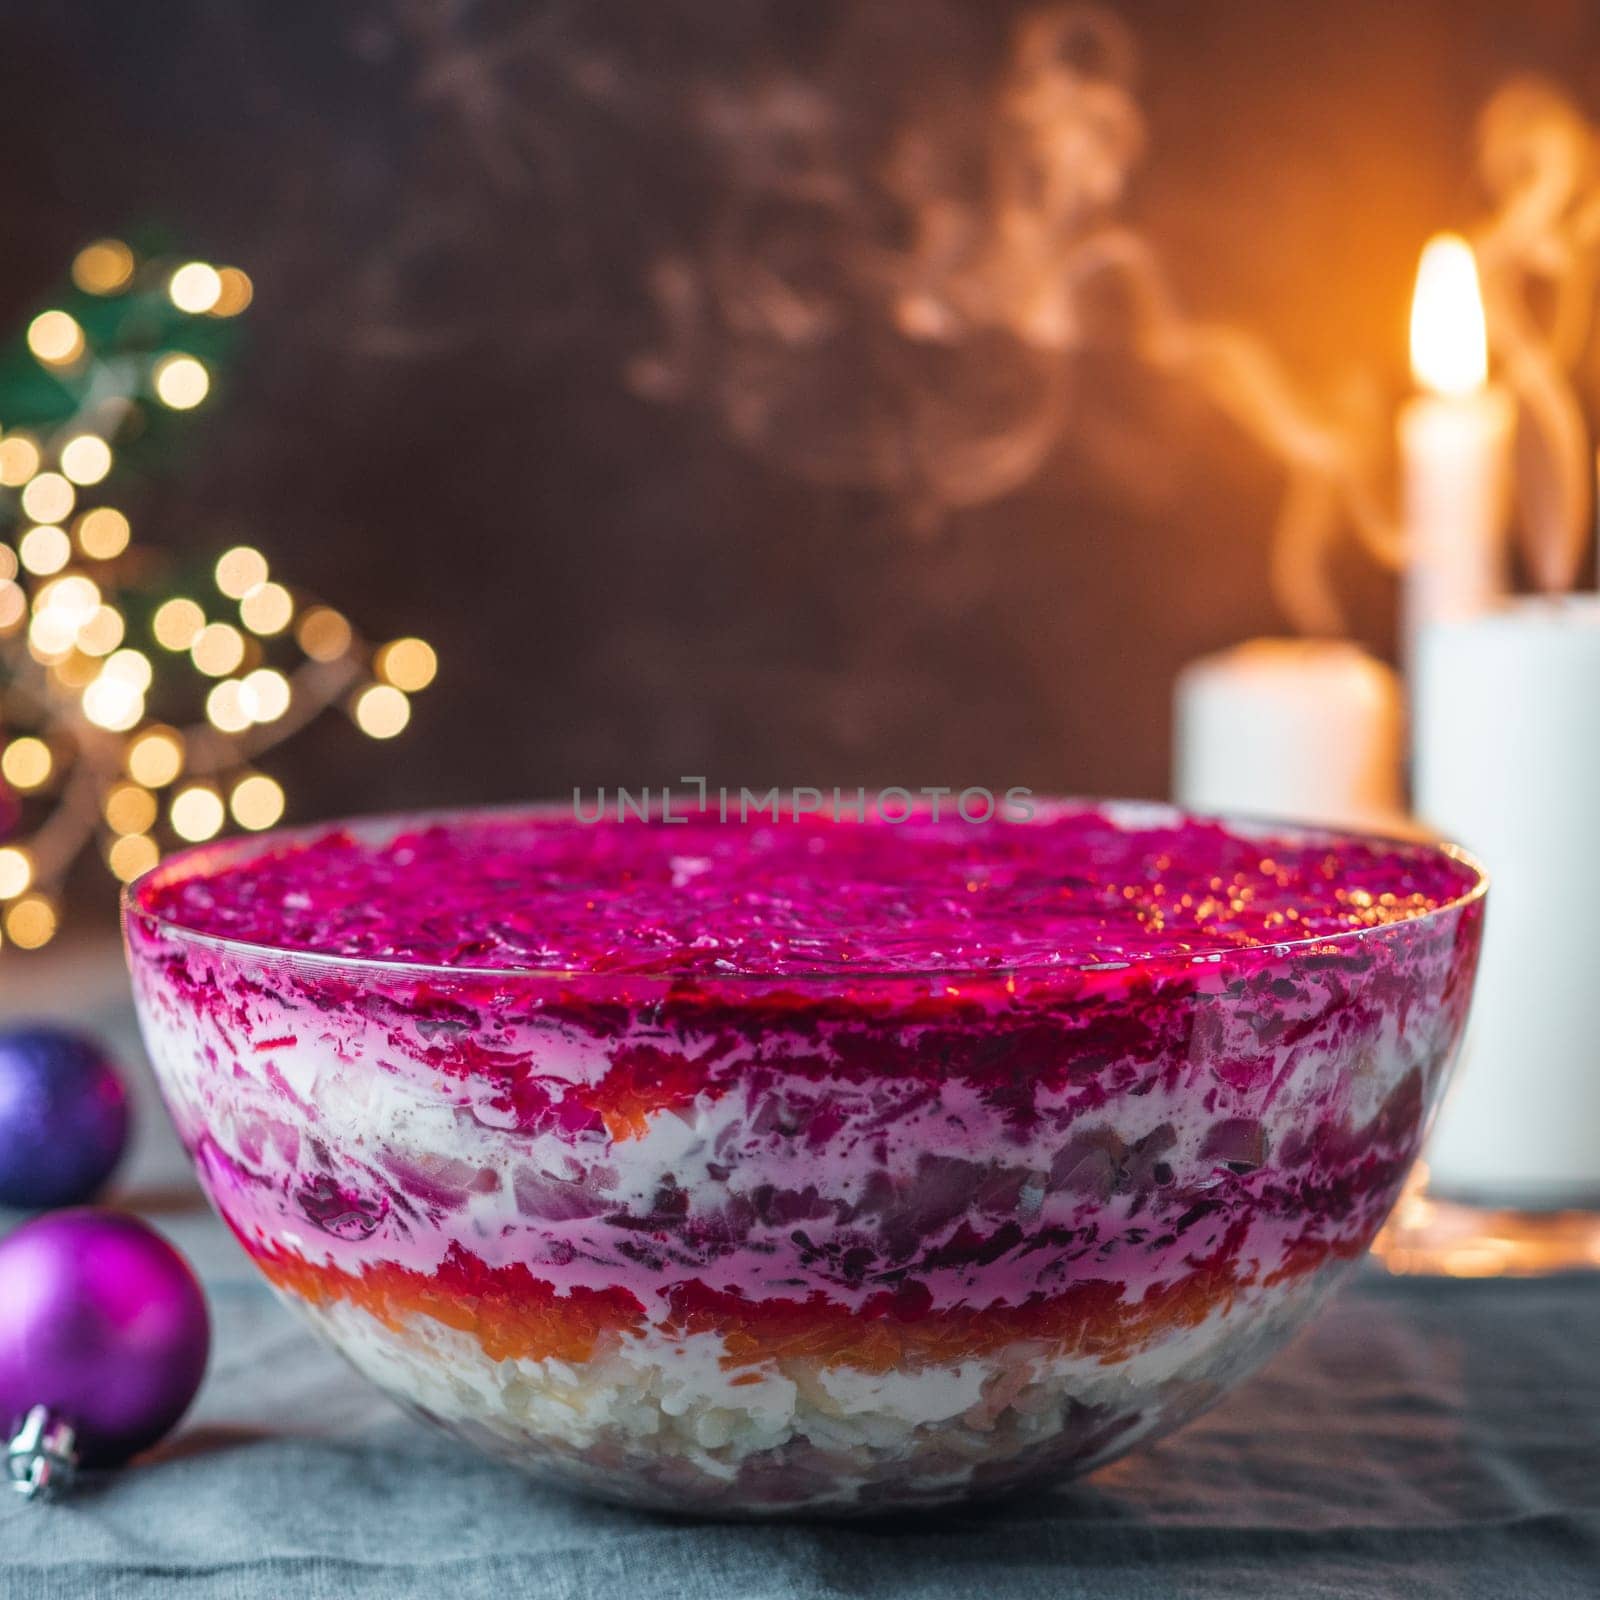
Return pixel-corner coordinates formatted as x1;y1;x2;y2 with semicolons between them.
120;797;1489;986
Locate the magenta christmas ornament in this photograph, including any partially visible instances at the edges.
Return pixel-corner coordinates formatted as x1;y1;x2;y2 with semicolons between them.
0;1210;209;1497
0;1028;130;1210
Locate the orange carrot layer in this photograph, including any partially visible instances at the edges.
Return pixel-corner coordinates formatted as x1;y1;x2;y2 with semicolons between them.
253;1226;1362;1373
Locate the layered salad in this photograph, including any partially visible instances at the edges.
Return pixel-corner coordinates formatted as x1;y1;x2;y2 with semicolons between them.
125;802;1484;1512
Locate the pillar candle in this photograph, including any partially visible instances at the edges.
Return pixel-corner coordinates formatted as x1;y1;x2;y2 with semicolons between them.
1414;597;1600;1204
1173;638;1404;829
1400;234;1514;676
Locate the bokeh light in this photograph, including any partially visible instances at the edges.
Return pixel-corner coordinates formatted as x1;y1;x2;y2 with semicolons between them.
354;683;410;738
239;580;293;635
152;597;206;651
103;781;158;836
4;896;57;949
76;507;131;560
108;833;160;884
215;545;269;599
18;526;71;576
81;673;145;732
20;472;75;524
53;653;98;690
59;435;113;486
28;614;74;661
0;435;41;486
297;606;352;661
126;726;185;788
191;621;246;677
153;354;210;409
76;604;126;656
0;738;52;790
230;773;285;831
205;678;252;733
210;267;254;317
27;311;84;366
103;648;154;692
40;574;102;620
241;667;291;722
71;239;135;295
168;262;223;314
0;847;32;899
171;785;225;843
376;637;437;692
28;575;99;661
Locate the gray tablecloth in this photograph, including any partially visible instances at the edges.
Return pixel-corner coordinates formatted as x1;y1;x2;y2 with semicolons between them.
3;944;1598;1599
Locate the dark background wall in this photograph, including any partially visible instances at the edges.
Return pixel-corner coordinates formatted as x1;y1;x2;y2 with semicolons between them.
3;0;1596;820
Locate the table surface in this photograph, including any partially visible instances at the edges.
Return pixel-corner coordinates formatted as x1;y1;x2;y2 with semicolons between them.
3;940;1598;1600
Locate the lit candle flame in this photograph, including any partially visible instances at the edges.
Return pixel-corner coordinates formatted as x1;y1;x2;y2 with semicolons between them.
1410;233;1489;398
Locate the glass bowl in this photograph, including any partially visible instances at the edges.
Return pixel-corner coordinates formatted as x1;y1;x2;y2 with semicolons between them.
123;804;1486;1514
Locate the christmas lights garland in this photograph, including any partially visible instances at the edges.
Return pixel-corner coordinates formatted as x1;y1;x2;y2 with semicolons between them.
0;238;436;953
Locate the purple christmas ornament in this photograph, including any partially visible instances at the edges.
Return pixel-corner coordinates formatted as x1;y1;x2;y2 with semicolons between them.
0;1028;130;1210
0;1210;209;1495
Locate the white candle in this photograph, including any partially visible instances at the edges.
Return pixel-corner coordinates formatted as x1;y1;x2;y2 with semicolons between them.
1400;234;1514;674
1415;598;1600;1205
1173;638;1403;829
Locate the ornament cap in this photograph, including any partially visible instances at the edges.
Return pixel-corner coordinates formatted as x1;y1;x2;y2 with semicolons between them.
6;1405;78;1500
